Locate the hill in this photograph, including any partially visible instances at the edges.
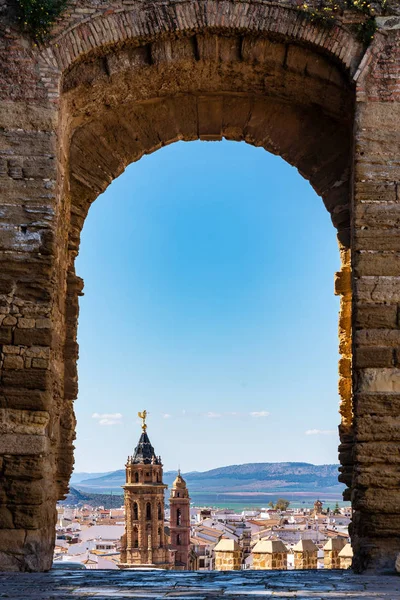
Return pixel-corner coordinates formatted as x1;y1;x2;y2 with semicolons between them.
61;487;124;508
74;462;343;495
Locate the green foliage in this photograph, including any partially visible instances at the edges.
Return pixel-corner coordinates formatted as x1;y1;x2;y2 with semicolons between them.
299;0;388;45
274;498;290;511
16;0;68;42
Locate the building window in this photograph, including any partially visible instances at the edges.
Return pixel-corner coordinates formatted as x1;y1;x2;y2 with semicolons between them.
158;526;163;548
158;503;162;520
134;473;139;483
177;534;181;546
146;502;151;521
133;526;138;548
177;508;182;526
133;502;138;521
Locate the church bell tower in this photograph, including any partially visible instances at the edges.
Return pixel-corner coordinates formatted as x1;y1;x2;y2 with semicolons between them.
169;470;191;570
119;411;171;569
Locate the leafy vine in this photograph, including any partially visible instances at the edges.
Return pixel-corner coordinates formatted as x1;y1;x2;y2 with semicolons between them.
299;0;388;45
16;0;68;42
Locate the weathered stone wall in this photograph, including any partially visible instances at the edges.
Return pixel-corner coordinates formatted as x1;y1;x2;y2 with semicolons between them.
214;550;242;571
294;550;318;570
350;22;400;572
324;549;343;570
1;0;400;573
253;551;287;570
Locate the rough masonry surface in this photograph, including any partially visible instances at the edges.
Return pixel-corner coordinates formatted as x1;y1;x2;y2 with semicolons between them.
1;0;400;573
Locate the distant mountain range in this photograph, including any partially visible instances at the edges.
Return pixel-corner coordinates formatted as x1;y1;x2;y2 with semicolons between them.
72;462;344;495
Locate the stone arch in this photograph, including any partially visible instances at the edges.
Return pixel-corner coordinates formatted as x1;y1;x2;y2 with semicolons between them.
59;18;357;544
2;0;400;575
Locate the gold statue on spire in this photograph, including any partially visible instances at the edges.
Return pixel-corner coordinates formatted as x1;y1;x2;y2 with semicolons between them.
138;410;147;432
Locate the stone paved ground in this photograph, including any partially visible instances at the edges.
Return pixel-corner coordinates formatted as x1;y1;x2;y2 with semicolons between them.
1;570;400;600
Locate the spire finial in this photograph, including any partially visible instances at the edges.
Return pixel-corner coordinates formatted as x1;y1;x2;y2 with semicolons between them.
138;409;147;432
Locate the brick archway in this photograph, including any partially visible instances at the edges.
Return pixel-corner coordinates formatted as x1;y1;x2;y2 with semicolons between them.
1;0;400;573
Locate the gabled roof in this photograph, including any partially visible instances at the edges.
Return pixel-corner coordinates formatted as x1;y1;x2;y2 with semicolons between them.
214;539;241;552
338;543;353;558
292;539;318;552
253;540;287;554
324;537;347;551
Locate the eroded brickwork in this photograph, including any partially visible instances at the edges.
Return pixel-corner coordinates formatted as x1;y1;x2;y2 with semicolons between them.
0;0;400;573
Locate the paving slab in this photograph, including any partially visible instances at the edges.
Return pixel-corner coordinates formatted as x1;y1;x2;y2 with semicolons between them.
1;570;400;600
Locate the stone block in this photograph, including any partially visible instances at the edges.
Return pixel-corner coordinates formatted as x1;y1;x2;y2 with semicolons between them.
355;181;397;203
0;434;49;455
357;368;400;393
355;253;400;277
356;277;400;304
356;329;400;348
0;506;14;529
355;305;398;329
356;347;394;368
17;318;36;329
355;204;400;229
355;415;400;443
0;327;12;344
0;408;49;435
13;328;52;347
241;37;285;65
3;316;17;326
2;345;21;355
352;488;400;513
35;319;51;329
31;358;48;369
11;505;42;529
355;441;400;464
2;479;45;506
3;455;45;480
286;45;333;82
3;355;24;370
1;369;49;391
339;357;351;378
335;270;351;295
0;389;51;411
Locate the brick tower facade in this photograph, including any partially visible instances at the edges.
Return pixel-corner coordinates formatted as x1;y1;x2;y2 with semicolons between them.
119;412;171;569
169;471;191;570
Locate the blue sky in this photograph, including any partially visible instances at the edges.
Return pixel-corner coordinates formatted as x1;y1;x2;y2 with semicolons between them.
74;140;341;473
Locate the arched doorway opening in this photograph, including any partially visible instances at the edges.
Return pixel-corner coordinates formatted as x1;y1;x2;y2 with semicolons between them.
59;24;355;570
